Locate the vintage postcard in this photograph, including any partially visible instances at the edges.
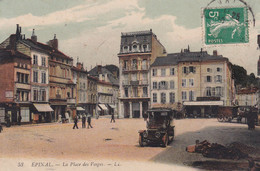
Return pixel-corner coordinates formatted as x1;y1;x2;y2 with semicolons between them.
0;0;260;170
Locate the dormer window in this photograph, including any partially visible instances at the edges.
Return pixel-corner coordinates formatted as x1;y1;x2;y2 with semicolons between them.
143;45;147;52
133;45;137;52
123;46;128;53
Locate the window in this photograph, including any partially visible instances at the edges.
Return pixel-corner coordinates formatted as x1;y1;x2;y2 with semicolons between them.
33;55;38;65
33;71;38;83
33;89;38;101
123;46;128;52
143;45;147;52
133;87;138;97
182;79;186;87
123;60;128;70
41;89;46;101
183;67;188;74
215;75;222;83
153;82;157;89
143;87;148;97
142;59;147;70
189;79;194;87
170;92;175;103
170;80;174;89
153;93;157;102
189;91;195;101
161;68;166;76
212;87;216;96
182;91;187;101
206;76;212;82
189;66;196;73
133;45;137;52
132;59;137;70
216;87;223;97
41;72;46;84
152;69;157;76
159;81;167;89
170;68;175;75
17;72;20;82
42;57;46;66
207;68;212;72
25;75;28;83
206;87;211;96
161;93;166;104
217;67;222;72
124;88;128;97
132;73;137;81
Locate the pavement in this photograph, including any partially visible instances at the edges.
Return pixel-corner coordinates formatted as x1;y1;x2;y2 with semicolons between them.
0;118;259;170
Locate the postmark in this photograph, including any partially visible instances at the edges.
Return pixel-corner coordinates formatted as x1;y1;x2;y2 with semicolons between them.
204;7;249;45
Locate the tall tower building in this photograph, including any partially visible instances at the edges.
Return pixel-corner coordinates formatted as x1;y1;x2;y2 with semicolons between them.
118;29;166;118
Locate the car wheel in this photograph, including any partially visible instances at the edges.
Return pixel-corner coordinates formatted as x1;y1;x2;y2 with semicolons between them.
139;135;144;147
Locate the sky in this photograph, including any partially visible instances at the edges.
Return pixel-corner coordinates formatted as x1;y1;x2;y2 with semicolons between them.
0;0;259;74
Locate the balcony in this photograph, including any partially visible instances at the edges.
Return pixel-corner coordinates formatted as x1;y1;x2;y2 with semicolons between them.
130;81;139;86
140;80;148;85
141;65;148;70
56;94;61;99
67;98;76;104
142;94;148;97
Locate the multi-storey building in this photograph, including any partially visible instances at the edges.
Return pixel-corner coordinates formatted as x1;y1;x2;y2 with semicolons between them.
34;35;76;121
150;55;178;109
89;65;119;117
72;62;88;115
86;75;98;117
151;48;235;117
0;49;31;124
14;31;53;123
236;87;259;107
118;29;166;118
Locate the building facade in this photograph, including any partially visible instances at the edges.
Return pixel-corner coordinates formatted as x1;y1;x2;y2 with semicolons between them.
89;65;119;116
236;87;259;107
0;49;31;124
118;29;166;118
151;49;235;117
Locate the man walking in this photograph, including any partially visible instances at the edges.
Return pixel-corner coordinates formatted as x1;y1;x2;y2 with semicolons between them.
82;113;86;128
87;114;93;129
18;114;22;126
73;115;79;129
110;113;115;123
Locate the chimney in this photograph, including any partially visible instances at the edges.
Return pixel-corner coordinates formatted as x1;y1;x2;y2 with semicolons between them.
97;65;102;74
76;62;83;70
31;29;37;42
48;34;58;49
213;50;218;56
16;24;20;41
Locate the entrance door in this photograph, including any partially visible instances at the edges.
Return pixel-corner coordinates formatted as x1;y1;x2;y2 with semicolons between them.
124;102;129;118
20;107;30;122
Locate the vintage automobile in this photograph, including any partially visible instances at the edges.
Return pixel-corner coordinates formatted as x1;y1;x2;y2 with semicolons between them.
138;108;175;147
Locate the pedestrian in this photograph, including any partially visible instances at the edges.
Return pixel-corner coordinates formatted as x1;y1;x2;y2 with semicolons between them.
110;113;115;123
73;115;79;129
5;114;11;127
18;114;22;126
87;114;93;129
0;119;3;133
82;113;86;128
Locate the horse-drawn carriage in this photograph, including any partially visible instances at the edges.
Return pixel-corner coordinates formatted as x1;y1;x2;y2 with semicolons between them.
217;106;258;125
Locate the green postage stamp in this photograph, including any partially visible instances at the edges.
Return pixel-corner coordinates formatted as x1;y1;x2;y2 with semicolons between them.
204;7;249;45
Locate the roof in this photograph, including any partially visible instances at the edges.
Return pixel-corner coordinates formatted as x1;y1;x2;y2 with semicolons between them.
89;65;119;85
19;39;46;53
237;87;259;94
71;66;87;73
26;39;72;60
0;49;31;60
151;51;229;67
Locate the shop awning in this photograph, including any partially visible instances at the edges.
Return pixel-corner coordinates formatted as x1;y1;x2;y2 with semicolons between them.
33;104;54;112
109;105;116;109
183;101;224;106
98;104;108;110
76;107;85;111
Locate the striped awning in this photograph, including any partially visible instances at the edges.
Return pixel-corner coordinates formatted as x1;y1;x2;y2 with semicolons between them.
33;104;54;112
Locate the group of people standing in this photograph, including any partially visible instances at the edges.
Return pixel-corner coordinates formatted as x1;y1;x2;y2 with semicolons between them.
73;113;93;129
73;112;116;129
